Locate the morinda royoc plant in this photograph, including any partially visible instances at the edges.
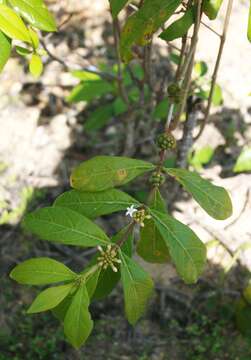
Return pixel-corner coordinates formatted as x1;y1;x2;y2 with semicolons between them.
2;0;241;350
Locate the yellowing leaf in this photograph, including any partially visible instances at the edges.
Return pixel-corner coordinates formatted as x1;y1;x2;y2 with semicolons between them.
29;53;43;77
70;156;155;192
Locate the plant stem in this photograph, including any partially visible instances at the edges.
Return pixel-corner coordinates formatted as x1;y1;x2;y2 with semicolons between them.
169;0;203;131
116;222;135;247
112;16;130;106
195;0;233;140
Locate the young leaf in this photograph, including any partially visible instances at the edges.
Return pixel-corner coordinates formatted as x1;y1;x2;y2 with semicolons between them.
233;147;251;173
119;251;154;325
10;257;77;285
28;27;39;49
15;45;31;56
0;4;32;43
29;54;43;77
194;61;208;77
164;168;233;220
159;7;195;41
91;226;133;300
70;156;155;192
137;189;170;263
23;207;110;247
67;79;114;103
54;188;139;219
150;210;207;284
120;0;182;62
202;0;223;20
0;30;11;72
27;283;73;314
109;0;131;18
64;284;93;348
8;0;57;32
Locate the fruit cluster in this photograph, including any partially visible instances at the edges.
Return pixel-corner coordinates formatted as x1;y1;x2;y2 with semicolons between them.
156;132;176;150
149;171;165;187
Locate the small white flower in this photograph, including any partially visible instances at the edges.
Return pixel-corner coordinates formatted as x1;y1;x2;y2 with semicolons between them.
126;204;138;218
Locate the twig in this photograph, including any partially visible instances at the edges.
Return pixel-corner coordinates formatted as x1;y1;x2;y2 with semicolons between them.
112;16;130;105
224;188;250;230
201;21;221;37
170;0;203;130
194;0;234;140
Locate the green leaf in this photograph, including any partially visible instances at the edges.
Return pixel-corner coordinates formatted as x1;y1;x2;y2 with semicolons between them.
113;97;127;116
15;45;31;56
119;251;154;325
64;284;93;348
54;188;139;219
52;294;74;322
120;0;182;62
211;83;223;106
159;7;194;41
236;298;251;337
165;168;232;220
151;210;206;284
109;0;131;18
10;257;77;285
0;30;11;72
28;27;39;49
8;0;57;32
137;189;170;263
85;267;102;298
189;146;214;170
153;98;170;119
202;0;223;20
243;284;251;305
194;61;208;77
84;103;114;132
233;147;251;173
0;4;32;43
23;207;110;247
91;226;133;300
70;156;155;192
29;53;43;77
27;283;73;314
67;79;114;103
248;0;251;42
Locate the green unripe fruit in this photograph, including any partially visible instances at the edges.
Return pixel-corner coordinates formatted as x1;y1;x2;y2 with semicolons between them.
167;83;182;104
149;172;165;187
156;132;176;150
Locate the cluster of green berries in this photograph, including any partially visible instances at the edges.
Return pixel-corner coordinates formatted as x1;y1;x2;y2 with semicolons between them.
168;82;182;104
132;209;151;227
156;132;176;150
97;245;121;272
149;171;165;187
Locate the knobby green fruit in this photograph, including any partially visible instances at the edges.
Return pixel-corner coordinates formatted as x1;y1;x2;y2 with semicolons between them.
156;132;176;150
149;172;165;187
202;0;223;20
160;7;195;41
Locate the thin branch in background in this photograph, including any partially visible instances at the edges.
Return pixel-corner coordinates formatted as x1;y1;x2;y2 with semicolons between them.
167;0;203;132
40;38;116;81
165;35;187;131
112;16;130;105
195;0;234;140
201;21;221;38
